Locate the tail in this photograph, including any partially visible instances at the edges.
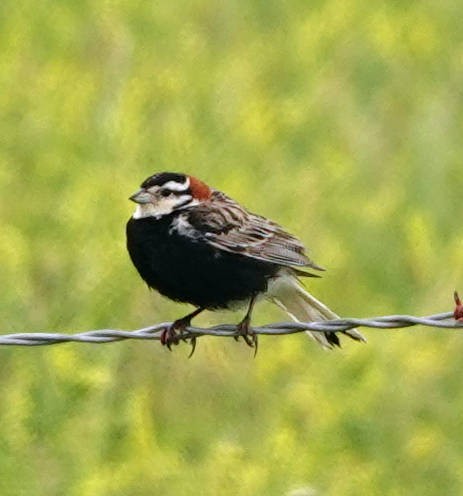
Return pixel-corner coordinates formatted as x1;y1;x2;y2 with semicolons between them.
267;273;366;348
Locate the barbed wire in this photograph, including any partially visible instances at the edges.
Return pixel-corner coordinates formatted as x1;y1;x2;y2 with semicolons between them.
0;311;461;347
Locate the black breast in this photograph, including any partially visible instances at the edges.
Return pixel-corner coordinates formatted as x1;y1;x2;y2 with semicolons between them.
126;215;279;309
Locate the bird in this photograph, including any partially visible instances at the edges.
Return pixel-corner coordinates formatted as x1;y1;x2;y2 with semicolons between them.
126;171;365;353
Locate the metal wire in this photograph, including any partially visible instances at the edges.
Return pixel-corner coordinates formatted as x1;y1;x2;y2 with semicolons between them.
0;312;460;346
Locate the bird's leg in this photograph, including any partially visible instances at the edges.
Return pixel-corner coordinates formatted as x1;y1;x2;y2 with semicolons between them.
161;307;205;354
236;295;258;355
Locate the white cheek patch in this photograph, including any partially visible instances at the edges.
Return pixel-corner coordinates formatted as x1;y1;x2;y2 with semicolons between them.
132;194;197;219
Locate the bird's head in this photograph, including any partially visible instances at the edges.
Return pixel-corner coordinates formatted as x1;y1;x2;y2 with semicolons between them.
129;172;212;219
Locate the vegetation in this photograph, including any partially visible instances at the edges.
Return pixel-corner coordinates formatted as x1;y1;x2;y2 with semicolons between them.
1;1;463;494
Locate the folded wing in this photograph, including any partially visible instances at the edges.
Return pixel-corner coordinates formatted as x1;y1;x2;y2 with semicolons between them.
186;191;323;273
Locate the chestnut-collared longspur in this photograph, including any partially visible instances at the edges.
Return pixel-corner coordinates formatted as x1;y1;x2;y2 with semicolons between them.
126;172;365;350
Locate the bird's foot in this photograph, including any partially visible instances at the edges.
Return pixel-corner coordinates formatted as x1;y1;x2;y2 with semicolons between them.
235;316;258;356
160;325;181;350
160;317;197;357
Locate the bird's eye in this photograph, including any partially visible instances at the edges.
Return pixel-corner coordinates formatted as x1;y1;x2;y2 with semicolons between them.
160;189;172;197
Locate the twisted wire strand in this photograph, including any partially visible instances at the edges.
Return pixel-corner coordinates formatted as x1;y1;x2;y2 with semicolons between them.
0;312;460;346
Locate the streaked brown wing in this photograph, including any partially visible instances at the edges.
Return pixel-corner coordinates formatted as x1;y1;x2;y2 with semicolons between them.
187;191;323;271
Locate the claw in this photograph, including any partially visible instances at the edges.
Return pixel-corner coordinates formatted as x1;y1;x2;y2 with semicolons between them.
236;316;258;356
187;337;197;358
160;325;180;350
160;307;205;354
160;319;187;350
234;295;258;355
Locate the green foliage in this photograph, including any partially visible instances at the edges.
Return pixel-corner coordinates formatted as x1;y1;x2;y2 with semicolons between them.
1;0;463;494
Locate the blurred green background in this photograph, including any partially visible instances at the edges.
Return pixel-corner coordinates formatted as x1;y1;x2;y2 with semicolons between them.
1;0;463;494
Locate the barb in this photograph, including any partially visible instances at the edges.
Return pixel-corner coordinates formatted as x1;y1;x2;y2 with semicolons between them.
0;311;461;347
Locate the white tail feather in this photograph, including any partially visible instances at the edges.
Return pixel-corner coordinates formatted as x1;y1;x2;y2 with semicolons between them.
267;273;366;348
